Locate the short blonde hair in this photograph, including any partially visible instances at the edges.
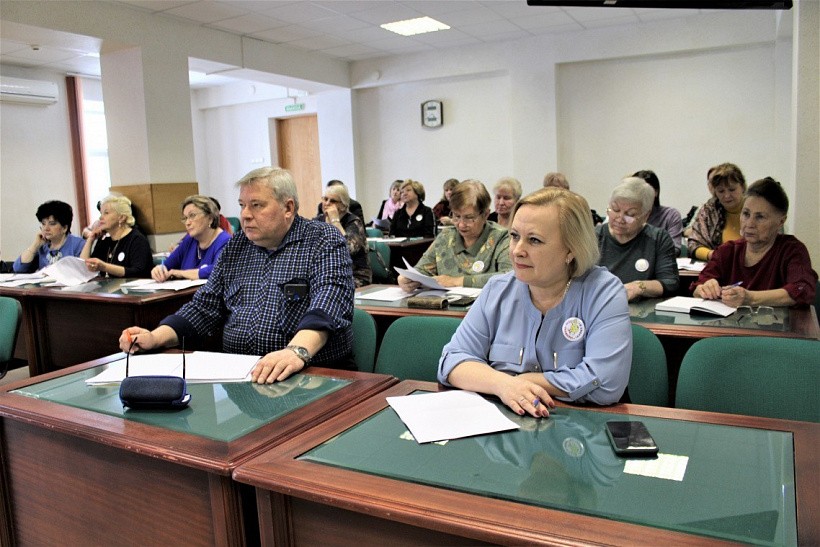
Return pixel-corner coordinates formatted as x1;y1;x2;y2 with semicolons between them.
543;172;570;190
512;187;599;278
324;184;350;213
100;194;136;227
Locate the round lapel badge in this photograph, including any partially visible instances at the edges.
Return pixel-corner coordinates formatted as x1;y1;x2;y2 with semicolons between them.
117;252;125;262
562;317;585;341
471;260;485;273
635;258;649;272
563;437;585;458
415;214;423;222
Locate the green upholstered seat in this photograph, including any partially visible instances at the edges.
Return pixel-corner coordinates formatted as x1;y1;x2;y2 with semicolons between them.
628;324;669;406
375;316;462;381
675;336;820;422
367;240;393;284
365;227;383;238
227;216;241;234
0;296;23;373
352;308;378;373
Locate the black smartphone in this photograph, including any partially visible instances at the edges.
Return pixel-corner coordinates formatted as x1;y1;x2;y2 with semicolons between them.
605;421;659;457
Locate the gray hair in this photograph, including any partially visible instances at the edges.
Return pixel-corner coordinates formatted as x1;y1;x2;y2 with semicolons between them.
493;177;523;201
236;167;300;212
324;183;350;212
610;177;655;215
100;194;136;227
181;195;220;229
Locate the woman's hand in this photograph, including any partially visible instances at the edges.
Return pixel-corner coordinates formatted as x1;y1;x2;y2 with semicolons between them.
152;265;171;282
85;258;106;275
624;282;643;301
694;278;721;300
495;375;553;418
324;203;340;222
721;285;747;307
433;274;464;288
397;274;421;293
439;216;453;226
31;231;47;248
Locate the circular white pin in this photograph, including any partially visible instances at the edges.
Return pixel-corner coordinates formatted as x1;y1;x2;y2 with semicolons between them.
117;252;125;262
415;214;423;222
635;258;649;272
471;260;484;273
562;317;585;341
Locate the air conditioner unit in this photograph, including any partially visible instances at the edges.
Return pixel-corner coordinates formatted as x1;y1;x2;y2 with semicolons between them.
0;77;59;105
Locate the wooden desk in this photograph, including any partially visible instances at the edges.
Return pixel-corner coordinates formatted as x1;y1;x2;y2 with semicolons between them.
0;278;199;376
235;380;818;546
0;354;396;546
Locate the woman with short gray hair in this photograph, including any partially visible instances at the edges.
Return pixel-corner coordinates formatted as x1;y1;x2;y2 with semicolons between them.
596;177;679;301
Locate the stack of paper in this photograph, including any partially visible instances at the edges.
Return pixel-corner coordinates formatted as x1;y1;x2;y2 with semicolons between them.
121;279;207;291
40;256;97;286
676;258;706;272
85;351;260;385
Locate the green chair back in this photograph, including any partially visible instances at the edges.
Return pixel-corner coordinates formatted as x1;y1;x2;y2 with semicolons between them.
365;227;383;238
628;324;669;406
0;296;23;364
375;316;462;381
368;240;393;283
352;308;378;373
676;337;820;422
227;216;241;234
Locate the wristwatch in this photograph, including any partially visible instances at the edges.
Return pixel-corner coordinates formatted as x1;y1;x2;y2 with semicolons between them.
286;345;311;364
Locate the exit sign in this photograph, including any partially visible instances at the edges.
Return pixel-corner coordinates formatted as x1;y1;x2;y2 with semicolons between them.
285;103;305;112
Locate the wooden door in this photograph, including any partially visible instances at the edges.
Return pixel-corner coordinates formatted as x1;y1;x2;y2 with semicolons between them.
276;115;322;219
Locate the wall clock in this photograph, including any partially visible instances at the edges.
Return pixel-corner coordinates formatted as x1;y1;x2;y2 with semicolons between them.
421;100;443;128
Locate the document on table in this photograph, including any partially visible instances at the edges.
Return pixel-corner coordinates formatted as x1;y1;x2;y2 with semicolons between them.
85;351;260;385
367;236;406;243
0;272;54;287
121;279;207;291
386;390;519;444
41;256;97;286
356;286;412;301
676;258;706;272
393;257;447;290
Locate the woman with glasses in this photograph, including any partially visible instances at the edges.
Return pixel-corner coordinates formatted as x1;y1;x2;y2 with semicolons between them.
390;179;435;238
81;194;154;278
488;176;522;229
438;187;631;413
596;177;679;301
397;180;511;292
13;200;85;272
315;183;371;287
691;177;817;307
151;195;231;282
687;163;746;261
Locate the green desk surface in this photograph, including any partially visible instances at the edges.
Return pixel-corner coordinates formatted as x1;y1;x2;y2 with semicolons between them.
629;297;798;335
10;361;350;442
291;389;800;545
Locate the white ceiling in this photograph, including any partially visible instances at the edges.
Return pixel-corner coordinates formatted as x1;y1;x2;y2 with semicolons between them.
0;1;721;88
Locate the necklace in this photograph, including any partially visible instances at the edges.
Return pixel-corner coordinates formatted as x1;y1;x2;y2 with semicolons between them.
563;278;573;298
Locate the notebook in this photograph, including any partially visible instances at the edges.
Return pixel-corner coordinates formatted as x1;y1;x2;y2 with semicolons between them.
654;296;736;317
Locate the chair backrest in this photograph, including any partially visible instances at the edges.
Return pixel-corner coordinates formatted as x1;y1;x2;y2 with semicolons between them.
814;280;819;324
0;296;23;364
375;316;462;381
352;308;378;373
227;216;241;234
365;227;383;238
368;240;393;283
628;324;669;406
676;336;820;423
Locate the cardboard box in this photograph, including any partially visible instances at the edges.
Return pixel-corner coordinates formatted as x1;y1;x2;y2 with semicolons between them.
109;182;199;235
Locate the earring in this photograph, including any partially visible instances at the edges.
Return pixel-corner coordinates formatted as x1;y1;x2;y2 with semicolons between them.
565;257;572;264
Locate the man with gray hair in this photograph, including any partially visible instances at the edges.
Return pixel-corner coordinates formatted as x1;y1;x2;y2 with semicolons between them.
119;166;355;383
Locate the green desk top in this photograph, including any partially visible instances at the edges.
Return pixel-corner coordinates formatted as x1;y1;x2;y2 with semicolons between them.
630;298;795;334
12;365;349;442
300;396;796;545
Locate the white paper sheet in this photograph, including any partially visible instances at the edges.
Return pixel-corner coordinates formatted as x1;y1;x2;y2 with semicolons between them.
676;258;706;272
356;286;414;301
393;257;447;290
386;390;519;443
368;237;407;243
85;351;259;385
122;279;207;291
41;256;97;286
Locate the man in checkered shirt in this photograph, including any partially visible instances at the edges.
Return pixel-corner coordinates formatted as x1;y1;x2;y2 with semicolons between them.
119;167;355;384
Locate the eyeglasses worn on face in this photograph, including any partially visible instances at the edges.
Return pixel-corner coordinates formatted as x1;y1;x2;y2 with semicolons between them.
449;213;480;225
180;212;204;224
606;208;637;224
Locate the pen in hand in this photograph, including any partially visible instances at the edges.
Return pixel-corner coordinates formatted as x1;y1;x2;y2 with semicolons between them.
721;281;743;290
